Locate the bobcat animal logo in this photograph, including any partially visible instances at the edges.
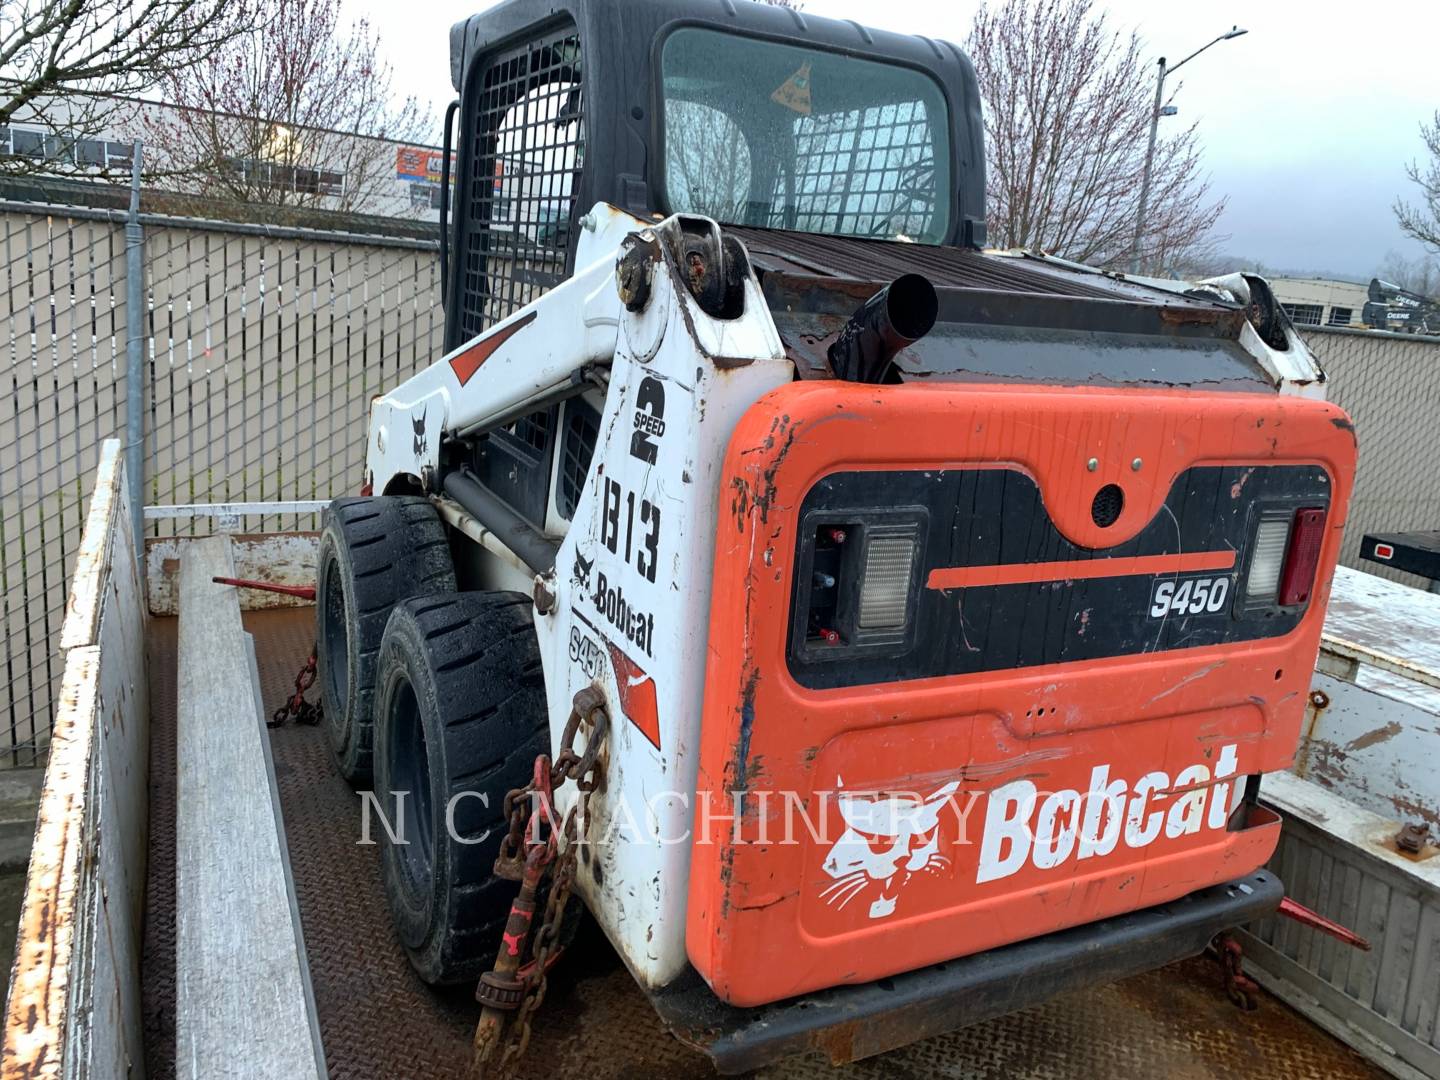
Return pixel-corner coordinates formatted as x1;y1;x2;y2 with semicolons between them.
412;408;427;458
819;779;960;919
572;550;594;589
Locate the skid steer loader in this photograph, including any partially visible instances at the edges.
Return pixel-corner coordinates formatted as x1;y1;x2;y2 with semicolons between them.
316;0;1357;1070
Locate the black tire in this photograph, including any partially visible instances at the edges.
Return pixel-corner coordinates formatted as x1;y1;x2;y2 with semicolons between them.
373;591;549;985
317;496;457;784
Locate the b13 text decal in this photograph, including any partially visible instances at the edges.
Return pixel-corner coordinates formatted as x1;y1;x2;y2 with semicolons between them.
601;477;661;583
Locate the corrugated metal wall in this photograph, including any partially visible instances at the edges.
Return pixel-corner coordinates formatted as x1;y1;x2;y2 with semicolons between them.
0;203;442;763
1300;326;1440;590
2;223;1437;764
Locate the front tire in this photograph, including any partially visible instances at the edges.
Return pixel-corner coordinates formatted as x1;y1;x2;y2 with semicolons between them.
316;496;456;784
373;592;549;984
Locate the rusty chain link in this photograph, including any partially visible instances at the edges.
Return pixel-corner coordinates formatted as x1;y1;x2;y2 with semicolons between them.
270;644;323;728
472;689;610;1078
1212;932;1259;1011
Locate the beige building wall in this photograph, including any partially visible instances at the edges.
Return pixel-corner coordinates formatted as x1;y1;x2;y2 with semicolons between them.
1271;277;1369;328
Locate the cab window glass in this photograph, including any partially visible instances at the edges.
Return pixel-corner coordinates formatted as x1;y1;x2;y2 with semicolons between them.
661;29;951;243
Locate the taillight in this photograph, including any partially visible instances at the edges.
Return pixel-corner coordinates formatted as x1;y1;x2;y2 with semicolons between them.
1277;508;1326;606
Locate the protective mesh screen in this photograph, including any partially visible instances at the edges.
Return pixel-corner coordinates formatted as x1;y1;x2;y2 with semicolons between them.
558;399;600;520
775;100;941;241
460;25;584;340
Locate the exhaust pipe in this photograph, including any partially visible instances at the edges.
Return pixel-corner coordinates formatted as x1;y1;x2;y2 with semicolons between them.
827;273;938;384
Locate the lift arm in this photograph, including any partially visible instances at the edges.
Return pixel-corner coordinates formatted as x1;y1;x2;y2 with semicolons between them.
364;205;649;496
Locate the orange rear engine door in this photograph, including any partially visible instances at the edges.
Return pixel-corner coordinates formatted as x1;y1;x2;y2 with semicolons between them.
688;382;1355;1007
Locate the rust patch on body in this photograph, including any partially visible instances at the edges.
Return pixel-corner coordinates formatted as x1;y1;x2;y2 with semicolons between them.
812;1018;861;1065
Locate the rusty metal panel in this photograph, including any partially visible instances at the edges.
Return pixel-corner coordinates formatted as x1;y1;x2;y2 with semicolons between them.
1299;568;1440;831
144;532;318;616
1249;563;1440;1078
1;440;148;1079
1246;773;1440;1080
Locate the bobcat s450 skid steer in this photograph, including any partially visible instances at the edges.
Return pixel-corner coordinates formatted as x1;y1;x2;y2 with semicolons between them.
315;0;1357;1070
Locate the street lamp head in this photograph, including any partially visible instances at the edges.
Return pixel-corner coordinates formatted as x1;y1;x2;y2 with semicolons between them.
1222;26;1248;40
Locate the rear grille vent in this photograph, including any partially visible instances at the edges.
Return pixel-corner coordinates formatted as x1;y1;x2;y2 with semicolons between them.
509;409;551;458
558;400;600;520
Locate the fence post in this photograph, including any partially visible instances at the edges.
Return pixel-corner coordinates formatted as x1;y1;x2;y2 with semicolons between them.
124;143;145;572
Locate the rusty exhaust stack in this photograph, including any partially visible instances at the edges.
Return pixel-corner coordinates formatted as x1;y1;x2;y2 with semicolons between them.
827;273;938;384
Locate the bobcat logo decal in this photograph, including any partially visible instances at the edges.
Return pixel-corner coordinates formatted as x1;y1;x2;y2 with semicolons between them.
572;550;594;589
819;779;959;919
412;408;427;458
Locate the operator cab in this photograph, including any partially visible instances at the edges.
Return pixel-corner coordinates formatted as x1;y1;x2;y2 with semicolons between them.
443;0;984;346
438;0;984;558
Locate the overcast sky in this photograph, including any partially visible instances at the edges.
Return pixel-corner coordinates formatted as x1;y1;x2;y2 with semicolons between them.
348;0;1440;279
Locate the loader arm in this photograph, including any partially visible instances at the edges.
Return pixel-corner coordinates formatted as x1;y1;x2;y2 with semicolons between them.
364;206;649;501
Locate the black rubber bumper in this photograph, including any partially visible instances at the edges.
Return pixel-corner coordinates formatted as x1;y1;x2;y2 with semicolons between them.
648;870;1284;1074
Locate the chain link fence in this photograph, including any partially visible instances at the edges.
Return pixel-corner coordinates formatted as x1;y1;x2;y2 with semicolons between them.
1299;326;1440;590
2;204;1439;766
0;195;441;765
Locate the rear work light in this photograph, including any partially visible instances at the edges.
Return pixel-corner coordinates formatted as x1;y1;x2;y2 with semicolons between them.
1246;507;1326;607
857;535;918;629
800;517;923;651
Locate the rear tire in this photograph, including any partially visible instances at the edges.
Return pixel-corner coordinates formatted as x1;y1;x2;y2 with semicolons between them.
373;592;549;984
317;496;457;784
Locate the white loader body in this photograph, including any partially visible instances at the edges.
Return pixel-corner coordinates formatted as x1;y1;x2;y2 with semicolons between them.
366;204;791;986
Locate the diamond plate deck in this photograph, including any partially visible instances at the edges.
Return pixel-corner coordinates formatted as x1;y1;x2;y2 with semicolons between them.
141;608;1385;1079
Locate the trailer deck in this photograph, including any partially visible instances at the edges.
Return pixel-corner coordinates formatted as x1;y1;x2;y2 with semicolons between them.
135;605;1384;1079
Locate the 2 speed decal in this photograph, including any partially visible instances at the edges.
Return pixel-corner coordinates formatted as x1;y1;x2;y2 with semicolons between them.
1149;575;1232;618
629;375;666;464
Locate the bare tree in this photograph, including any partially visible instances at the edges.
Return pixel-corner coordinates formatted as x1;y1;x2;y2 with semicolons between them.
966;0;1224;272
0;0;251;176
1377;249;1440;297
1395;112;1440;253
144;0;430;213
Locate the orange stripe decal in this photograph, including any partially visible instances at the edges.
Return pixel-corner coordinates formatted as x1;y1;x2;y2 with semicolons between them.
927;550;1236;590
448;311;537;386
605;643;661;751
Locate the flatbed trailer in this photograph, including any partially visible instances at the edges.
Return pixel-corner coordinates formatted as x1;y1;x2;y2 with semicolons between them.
7;442;1433;1079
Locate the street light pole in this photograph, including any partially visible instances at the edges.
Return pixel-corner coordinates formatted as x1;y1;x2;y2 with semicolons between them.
1128;26;1248;276
1131;57;1167;275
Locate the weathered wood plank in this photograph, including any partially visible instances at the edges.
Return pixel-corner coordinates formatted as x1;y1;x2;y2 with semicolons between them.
2;438;149;1080
175;536;325;1079
2;646;98;1080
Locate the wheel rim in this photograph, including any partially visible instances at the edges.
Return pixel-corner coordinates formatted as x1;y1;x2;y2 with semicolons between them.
321;554;350;716
386;671;434;903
